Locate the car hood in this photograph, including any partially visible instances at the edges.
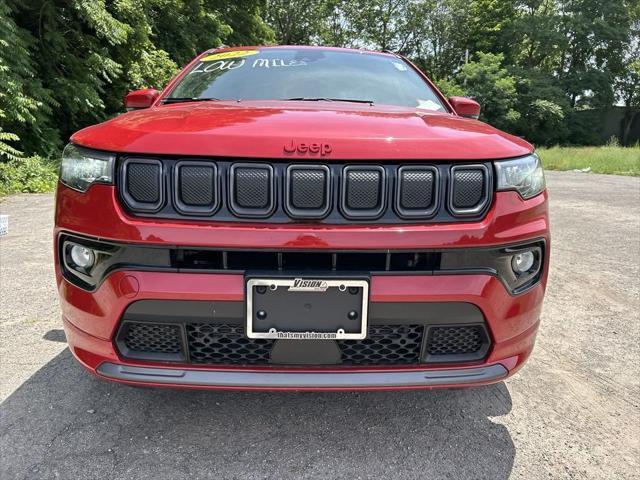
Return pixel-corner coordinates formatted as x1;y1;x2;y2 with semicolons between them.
71;101;533;160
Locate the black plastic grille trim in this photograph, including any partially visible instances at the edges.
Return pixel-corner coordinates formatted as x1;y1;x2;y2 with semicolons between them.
228;163;275;218
125;323;182;353
115;321;490;366
448;165;491;217
187;323;274;364
423;324;490;363
395;166;439;218
341;165;386;219
59;232;545;296
116;321;185;362
337;324;423;365
285;164;331;218
121;158;164;212
173;161;219;215
118;158;495;224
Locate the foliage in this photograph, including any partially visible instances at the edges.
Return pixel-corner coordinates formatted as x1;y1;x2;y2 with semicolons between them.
453;53;521;131
0;156;58;196
0;0;275;162
538;145;640;176
434;78;466;98
0;0;55;160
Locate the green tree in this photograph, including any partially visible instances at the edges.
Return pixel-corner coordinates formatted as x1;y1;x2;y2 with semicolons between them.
0;0;55;159
266;0;326;44
555;0;632;108
456;52;521;130
407;0;470;80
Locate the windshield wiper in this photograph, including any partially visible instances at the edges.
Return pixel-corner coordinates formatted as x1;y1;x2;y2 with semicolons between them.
161;97;221;104
285;97;374;104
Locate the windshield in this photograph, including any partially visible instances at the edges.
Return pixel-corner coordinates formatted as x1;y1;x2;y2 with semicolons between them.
166;48;447;111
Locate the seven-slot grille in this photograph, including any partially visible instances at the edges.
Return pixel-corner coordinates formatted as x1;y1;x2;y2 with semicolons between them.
116;321;490;366
119;158;492;223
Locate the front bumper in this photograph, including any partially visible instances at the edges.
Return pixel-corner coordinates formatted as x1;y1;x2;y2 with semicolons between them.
55;183;549;390
60;269;543;390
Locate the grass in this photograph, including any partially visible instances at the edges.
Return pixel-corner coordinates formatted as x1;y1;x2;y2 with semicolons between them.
538;145;640;176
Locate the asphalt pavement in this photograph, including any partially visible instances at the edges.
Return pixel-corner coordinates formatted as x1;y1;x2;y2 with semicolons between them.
1;171;639;479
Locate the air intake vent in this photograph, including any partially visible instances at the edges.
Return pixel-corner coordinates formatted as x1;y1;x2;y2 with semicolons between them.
229;163;275;218
116;321;185;362
396;166;438;218
341;165;386;219
174;161;219;215
423;324;490;363
187;323;274;364
449;165;490;216
337;325;423;365
121;158;163;212
285;165;331;218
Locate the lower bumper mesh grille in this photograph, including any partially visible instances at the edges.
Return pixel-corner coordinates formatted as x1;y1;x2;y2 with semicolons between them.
337;325;423;365
186;323;274;364
116;322;489;365
426;325;484;355
123;323;182;354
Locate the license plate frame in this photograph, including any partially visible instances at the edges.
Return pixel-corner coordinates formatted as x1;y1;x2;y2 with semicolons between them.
246;277;369;340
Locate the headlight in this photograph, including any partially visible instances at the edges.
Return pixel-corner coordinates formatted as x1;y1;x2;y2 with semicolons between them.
495;154;545;199
60;144;114;192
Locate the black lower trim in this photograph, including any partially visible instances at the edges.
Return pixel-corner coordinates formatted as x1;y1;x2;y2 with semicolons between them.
114;301;491;366
58;232;545;295
96;362;508;388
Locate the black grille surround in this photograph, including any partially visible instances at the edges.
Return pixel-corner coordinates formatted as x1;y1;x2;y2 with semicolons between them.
448;164;491;216
117;157;493;224
121;158;164;212
173;161;219;215
115;320;490;366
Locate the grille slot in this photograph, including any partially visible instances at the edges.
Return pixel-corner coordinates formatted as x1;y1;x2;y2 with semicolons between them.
449;165;490;216
396;166;438;218
338;325;423;365
174;161;218;214
121;158;164;212
341;166;386;219
186;323;274;364
285;165;331;218
423;324;489;363
229;163;275;217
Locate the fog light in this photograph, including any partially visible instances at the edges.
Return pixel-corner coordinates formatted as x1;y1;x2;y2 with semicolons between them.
70;245;95;269
512;251;535;274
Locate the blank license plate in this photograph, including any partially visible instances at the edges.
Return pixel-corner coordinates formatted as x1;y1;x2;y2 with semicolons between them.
246;278;369;340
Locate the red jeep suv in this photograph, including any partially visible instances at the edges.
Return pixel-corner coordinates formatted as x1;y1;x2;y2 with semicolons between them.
55;46;549;390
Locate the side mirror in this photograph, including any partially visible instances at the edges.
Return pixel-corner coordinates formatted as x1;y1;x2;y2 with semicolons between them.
449;96;481;119
124;89;160;111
